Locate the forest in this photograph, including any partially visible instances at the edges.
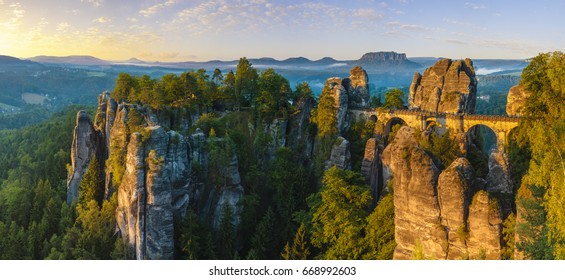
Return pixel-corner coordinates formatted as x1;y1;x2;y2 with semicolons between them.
0;52;563;260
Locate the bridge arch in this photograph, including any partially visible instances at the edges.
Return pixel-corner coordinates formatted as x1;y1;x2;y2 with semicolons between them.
465;124;498;154
384;117;408;143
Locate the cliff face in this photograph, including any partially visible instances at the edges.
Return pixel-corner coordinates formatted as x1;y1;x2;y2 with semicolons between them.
67;92;245;260
66;111;104;204
506;84;531;116
409;58;477;114
325;66;371;135
382;126;503;259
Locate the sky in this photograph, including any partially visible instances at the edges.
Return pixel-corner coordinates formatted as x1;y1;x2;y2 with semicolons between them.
0;0;563;62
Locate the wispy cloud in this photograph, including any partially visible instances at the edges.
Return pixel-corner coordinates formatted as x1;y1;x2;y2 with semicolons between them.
140;0;177;17
445;39;467;45
465;2;486;10
57;22;71;32
400;24;427;31
444;18;486;30
94;17;111;23
81;0;103;7
172;1;385;36
353;8;383;20
0;3;25;31
65;9;81;15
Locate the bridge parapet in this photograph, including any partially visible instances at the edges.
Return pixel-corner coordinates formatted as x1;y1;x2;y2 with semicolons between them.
374;108;521;152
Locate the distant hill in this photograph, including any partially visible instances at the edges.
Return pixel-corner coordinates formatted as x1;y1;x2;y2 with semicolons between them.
29;55;111;66
0;55;45;73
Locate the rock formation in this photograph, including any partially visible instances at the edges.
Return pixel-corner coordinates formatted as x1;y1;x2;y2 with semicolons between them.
361;137;384;205
382;126;504;259
486;151;512;194
467;190;502;259
382;126;445;260
437;158;475;259
327;136;351;170
68;92;246;260
409;58;477;114
506;84;531;116
66;111;103;204
324;66;370;134
116;127;190;260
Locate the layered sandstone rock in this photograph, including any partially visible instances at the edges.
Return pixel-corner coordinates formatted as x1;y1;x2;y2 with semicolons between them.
467;190;502;259
382;126;505;260
69;92;247;260
326;77;350;134
409;58;477;114
437;158;475;259
116;126;190;260
348;66;370;109
506;84;531;116
324;66;371;135
383;126;445;260
327;136;351;170
66;111;103;204
487;151;513;194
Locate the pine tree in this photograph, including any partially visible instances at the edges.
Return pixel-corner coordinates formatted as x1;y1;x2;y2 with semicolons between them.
217;203;235;259
78;156;104;206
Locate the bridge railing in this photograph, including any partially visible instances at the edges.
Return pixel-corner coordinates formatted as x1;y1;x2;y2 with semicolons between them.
378;108;521;122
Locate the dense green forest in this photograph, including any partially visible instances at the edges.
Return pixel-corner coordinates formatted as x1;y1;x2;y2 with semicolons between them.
0;52;562;260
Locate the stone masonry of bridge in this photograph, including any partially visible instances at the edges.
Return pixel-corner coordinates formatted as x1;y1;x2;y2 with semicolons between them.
369;108;521;152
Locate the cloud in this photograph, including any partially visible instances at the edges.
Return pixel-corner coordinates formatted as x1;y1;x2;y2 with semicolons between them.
65;9;81;15
444;18;486;30
81;0;103;7
140;0;177;17
94;17;111;23
0;3;25;30
465;2;486;10
400;24;426;31
57;22;71;32
353;8;383;20
172;1;385;36
445;39;467;45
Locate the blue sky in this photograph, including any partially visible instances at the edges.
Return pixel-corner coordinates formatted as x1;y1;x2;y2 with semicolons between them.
0;0;563;61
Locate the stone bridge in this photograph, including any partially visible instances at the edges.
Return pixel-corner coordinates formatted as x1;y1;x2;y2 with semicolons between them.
372;108;521;152
348;108;521;151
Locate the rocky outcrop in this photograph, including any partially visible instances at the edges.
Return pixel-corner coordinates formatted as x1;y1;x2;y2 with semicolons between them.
383;126;445;260
487;151;512;194
327;77;350;134
288;95;316;160
506;84;531;116
409;58;477;114
437;158;475;259
362;137;385;205
348;66;370;109
324;66;371;135
327;136;351;170
68;92;246;260
116;126;190;260
381;126;505;259
467;190;502;259
66;111;103;204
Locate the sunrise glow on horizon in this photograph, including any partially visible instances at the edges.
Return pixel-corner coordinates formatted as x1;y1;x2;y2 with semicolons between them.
0;0;563;62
